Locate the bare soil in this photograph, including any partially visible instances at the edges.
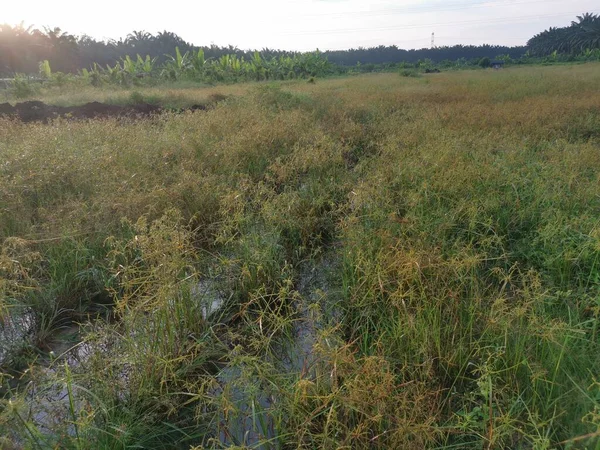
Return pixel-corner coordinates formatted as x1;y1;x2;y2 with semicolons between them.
0;101;208;123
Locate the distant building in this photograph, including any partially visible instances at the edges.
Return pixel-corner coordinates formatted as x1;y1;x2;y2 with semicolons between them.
491;60;505;70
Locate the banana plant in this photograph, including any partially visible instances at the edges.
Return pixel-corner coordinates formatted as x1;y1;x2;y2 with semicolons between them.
38;60;52;79
87;45;334;85
189;49;209;77
88;63;103;86
121;55;136;75
218;54;230;72
105;63;124;84
231;56;242;79
250;51;265;81
137;55;156;74
162;46;190;80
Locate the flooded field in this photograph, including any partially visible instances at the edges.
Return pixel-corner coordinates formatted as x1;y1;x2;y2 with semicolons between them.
1;65;600;448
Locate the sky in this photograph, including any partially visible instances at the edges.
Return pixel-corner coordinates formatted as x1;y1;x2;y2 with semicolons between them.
2;0;598;51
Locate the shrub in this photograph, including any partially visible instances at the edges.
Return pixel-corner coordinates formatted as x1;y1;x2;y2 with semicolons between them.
399;68;421;77
11;75;38;99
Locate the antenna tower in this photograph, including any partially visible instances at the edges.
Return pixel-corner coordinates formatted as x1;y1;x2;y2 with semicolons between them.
431;32;435;49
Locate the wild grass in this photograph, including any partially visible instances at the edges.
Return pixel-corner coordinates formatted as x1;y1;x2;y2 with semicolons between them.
0;80;251;108
0;63;599;448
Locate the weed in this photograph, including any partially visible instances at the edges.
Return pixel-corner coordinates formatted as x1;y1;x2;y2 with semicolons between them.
1;64;600;448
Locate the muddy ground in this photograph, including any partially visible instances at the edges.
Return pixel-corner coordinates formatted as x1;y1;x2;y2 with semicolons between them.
0;101;208;123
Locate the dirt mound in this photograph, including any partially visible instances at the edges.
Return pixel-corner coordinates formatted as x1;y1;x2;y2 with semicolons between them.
0;102;16;115
14;101;56;122
0;101;164;123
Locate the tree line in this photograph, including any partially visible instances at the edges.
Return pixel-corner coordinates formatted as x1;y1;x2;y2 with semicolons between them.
325;44;526;66
527;13;600;55
0;25;305;76
0;13;599;77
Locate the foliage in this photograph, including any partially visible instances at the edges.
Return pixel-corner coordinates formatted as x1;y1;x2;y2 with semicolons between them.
1;13;599;89
38;60;52;79
0;23;527;76
528;13;600;55
10;74;39;98
155;46;332;82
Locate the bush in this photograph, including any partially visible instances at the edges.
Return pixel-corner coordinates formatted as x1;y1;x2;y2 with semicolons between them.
399;68;421;78
11;75;39;99
479;57;491;68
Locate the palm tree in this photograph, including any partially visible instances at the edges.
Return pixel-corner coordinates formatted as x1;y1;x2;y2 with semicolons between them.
43;27;79;71
0;23;46;73
126;31;152;45
528;13;600;56
569;13;600;53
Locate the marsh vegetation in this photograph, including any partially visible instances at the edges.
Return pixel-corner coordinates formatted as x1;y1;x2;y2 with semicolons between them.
1;64;600;449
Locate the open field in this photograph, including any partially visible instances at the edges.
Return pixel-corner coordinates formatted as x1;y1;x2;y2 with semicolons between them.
1;64;600;449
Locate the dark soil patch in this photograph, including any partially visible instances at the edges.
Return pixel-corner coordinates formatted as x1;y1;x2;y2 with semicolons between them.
0;102;16;115
0;101;209;123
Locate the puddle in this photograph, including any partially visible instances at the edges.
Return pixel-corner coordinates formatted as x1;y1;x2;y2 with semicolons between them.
18;326;95;437
1;264;339;447
192;279;226;319
211;365;277;447
1;311;105;442
209;254;339;448
3;279;225;442
0;309;35;368
285;253;339;374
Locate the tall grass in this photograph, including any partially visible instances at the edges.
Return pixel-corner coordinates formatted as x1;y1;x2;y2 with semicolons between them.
1;63;599;448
